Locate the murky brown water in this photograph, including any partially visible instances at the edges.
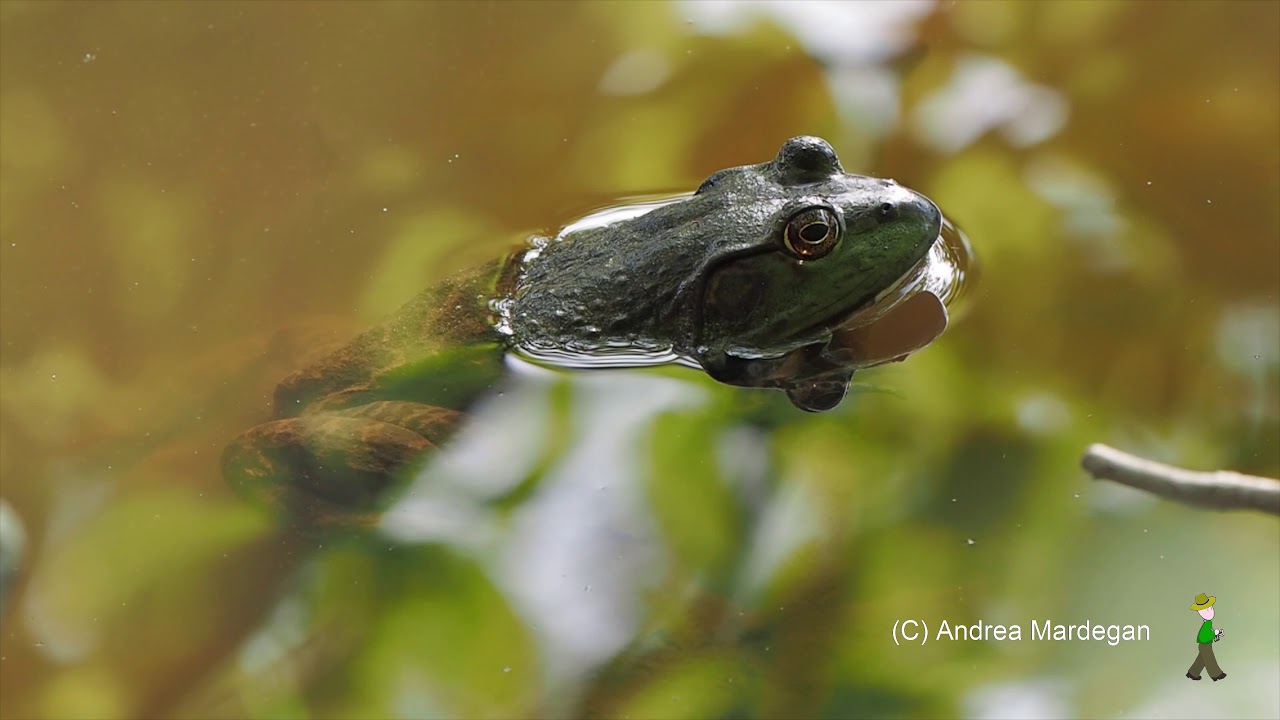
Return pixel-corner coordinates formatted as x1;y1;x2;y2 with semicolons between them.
2;2;1277;718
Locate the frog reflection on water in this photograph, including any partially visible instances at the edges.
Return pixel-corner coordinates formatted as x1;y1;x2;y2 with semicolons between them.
223;137;944;524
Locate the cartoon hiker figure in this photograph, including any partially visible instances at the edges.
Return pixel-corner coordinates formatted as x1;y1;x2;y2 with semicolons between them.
1185;593;1226;682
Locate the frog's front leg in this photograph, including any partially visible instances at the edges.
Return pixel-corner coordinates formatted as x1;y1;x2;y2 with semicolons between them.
222;401;462;527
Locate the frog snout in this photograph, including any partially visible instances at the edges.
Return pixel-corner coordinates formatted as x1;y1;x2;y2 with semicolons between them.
875;188;942;240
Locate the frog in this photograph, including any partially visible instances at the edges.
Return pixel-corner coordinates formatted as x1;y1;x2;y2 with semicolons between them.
222;136;943;525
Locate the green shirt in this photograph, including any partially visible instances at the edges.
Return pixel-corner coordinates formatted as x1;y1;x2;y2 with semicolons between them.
1196;619;1214;643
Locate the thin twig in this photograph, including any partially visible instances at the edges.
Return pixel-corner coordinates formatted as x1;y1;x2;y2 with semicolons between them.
1081;443;1280;516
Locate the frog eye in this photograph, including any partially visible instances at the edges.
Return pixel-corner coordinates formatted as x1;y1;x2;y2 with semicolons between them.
783;207;840;259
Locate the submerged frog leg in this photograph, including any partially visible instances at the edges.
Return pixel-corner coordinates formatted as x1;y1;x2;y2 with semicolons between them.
222;403;463;527
336;401;464;441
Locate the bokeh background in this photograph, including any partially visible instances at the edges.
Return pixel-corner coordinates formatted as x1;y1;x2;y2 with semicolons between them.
1;1;1277;718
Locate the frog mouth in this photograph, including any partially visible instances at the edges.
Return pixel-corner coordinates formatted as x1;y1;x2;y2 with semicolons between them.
832;241;937;333
803;217;974;377
826;217;972;338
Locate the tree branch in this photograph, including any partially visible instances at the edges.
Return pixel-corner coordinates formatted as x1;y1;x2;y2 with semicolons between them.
1081;443;1280;516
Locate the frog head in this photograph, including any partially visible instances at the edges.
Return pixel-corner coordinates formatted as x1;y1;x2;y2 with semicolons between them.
690;136;941;357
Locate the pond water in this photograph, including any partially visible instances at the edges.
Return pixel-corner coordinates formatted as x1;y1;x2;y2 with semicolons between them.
1;2;1277;719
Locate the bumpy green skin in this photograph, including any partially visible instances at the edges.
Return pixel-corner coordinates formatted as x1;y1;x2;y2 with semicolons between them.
224;137;942;522
509;136;940;364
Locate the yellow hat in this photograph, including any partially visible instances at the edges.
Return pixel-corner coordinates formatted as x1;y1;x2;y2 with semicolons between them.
1190;593;1216;610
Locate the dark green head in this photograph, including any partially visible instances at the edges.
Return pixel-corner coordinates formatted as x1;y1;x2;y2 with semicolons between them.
691;136;941;356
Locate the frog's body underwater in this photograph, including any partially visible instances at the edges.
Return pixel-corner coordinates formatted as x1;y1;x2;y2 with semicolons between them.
223;137;943;525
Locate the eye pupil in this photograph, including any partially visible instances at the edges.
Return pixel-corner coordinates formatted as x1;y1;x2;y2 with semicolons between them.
799;222;829;243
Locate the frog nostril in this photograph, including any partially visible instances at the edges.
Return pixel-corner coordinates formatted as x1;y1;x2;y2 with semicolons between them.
875;202;898;223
